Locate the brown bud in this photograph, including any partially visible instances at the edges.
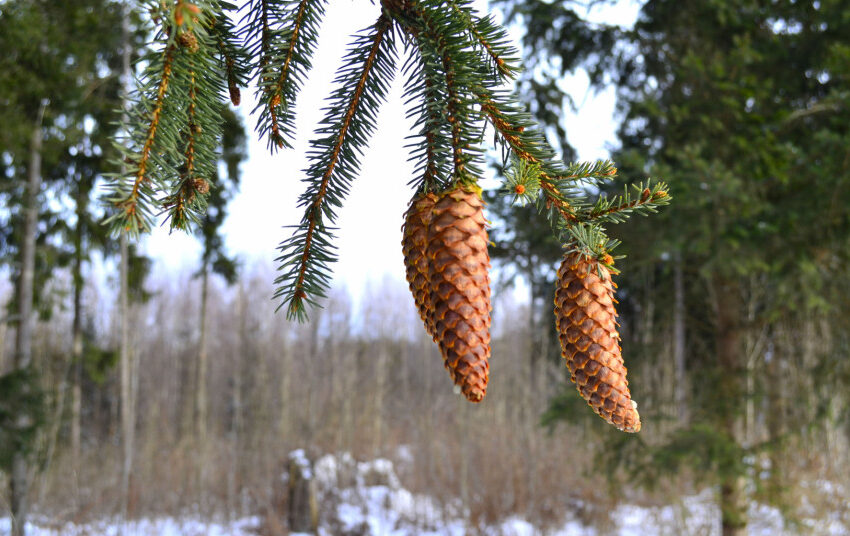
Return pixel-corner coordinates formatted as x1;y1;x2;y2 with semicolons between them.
177;31;199;53
192;178;210;195
229;84;241;106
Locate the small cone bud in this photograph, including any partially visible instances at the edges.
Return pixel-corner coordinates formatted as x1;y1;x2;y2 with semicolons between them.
427;186;491;402
177;31;199;53
554;251;641;432
402;192;438;340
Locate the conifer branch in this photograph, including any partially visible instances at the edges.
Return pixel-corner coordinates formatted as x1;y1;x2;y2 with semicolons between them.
108;1;230;236
211;3;250;105
477;94;577;224
585;181;671;223
403;0;489;182
447;0;519;80
400;44;450;190
275;14;396;319
119;43;177;232
245;0;326;151
442;53;464;176
274;0;310;102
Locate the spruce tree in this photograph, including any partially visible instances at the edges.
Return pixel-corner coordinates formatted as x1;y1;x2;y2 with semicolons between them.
499;0;850;533
109;0;670;411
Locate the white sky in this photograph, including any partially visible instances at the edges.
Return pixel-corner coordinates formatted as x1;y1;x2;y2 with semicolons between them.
142;0;642;308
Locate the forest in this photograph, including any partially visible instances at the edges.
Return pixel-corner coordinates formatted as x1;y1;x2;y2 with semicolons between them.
1;0;849;535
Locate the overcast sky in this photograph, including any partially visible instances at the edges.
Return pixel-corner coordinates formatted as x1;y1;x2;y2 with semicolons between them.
141;0;642;308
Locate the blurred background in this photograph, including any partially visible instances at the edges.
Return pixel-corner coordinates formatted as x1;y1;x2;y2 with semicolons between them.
1;0;848;535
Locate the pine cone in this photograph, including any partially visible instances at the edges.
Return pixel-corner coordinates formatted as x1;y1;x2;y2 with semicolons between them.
428;186;491;402
554;252;641;432
402;192;438;340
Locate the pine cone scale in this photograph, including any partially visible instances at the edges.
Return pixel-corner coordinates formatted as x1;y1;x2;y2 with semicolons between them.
555;252;641;432
428;186;491;403
402;193;439;340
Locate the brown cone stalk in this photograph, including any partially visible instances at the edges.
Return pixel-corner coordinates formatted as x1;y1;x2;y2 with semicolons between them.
427;186;491;402
554;252;641;432
402;192;438;340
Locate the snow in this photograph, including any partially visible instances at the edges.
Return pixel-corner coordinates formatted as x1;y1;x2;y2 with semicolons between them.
289;448;313;480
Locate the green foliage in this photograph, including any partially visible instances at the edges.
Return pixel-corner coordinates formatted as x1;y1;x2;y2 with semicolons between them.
83;345;119;386
105;0;236;235
0;368;47;472
274;14;398;319
0;0;150;312
244;0;327;151
112;0;670;321
499;0;850;519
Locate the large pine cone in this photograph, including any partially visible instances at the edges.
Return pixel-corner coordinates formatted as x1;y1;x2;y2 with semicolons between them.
554;252;641;432
427;186;491;402
402;192;438;340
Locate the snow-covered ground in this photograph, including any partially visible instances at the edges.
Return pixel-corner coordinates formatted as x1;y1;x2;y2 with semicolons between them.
2;452;847;536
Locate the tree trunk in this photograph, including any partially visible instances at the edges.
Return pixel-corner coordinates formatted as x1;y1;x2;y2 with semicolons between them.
119;233;135;524
10;100;46;536
714;277;747;536
373;344;387;457
195;266;210;507
673;251;688;424
71;188;84;463
228;286;245;521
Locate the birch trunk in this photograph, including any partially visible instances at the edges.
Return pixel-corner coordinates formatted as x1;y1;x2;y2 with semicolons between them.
10;101;46;536
195;266;210;508
70;188;84;463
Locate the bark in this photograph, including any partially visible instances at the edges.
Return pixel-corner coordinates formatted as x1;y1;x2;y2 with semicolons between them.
228;286;245;521
373;344;387;457
0;320;8;373
196;267;210;445
673;251;688;424
195;266;210;507
119;234;136;523
10;101;46;536
714;277;747;536
71;188;84;463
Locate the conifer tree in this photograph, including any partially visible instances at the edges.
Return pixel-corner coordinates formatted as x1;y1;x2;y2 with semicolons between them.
110;0;669;411
499;0;850;533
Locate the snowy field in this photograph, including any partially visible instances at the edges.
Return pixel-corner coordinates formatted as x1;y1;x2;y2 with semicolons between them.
2;451;847;536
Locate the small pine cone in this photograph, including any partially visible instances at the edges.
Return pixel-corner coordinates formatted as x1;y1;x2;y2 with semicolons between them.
428;186;491;402
177;31;200;53
229;83;241;106
191;177;210;195
402;192;438;340
554;252;641;432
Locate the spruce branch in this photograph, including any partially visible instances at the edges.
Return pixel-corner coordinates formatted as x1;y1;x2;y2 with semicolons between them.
107;0;230;236
112;42;177;234
447;0;520;80
211;2;250;105
400;41;452;191
274;14;397;319
477;92;578;225
245;0;326;151
585;180;671;223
